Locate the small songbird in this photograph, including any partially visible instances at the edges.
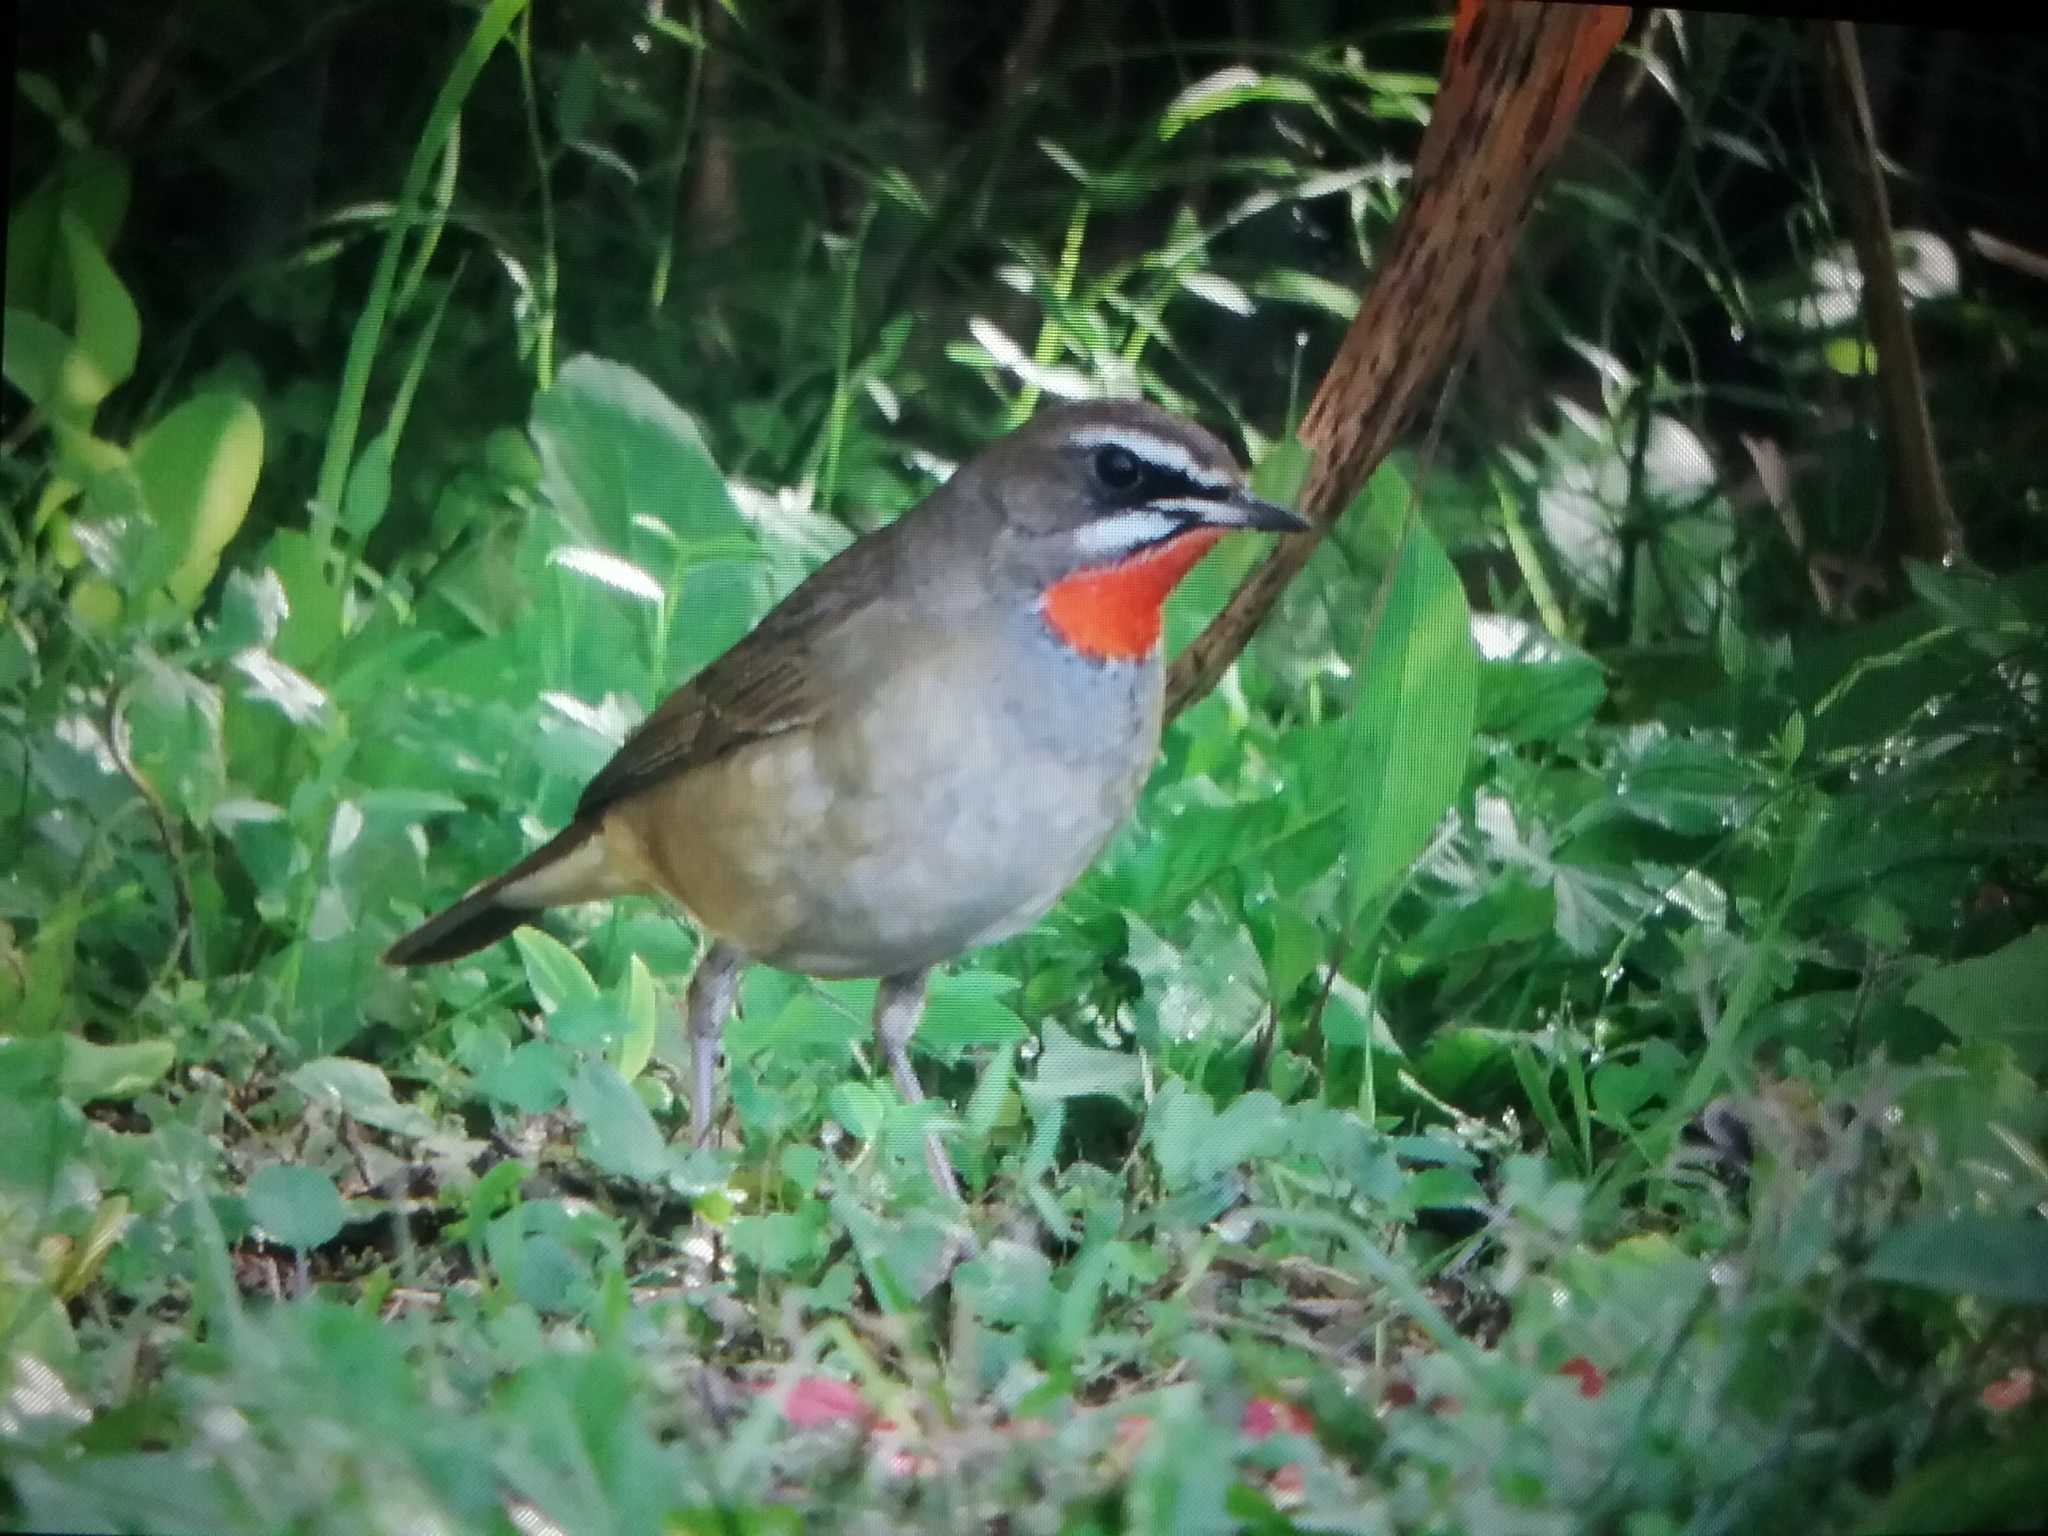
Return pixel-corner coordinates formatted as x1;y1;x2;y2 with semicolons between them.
385;400;1306;1198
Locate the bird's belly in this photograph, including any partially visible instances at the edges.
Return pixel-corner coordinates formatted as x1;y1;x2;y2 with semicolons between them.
605;648;1160;978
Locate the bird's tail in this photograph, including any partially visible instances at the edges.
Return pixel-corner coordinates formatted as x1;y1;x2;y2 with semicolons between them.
384;820;615;966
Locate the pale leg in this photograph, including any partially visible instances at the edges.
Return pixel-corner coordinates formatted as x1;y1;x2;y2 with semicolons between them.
873;968;962;1202
686;941;745;1148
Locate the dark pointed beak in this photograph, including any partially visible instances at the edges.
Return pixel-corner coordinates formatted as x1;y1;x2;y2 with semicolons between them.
1176;489;1310;533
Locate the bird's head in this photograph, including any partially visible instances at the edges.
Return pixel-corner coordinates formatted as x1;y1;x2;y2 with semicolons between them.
967;400;1307;660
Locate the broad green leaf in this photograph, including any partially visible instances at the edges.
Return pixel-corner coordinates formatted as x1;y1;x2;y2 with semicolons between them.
615;956;659;1081
917;971;1027;1061
1343;518;1478;922
1472;615;1606;743
338;429;395;536
128;392;265;609
567;1061;671;1180
1022;1026;1143;1107
513;926;599;1015
530;355;746;548
529;355;763;690
729;1210;824;1274
58;212;138;410
1866;1216;2048;1304
246;1164;347;1251
828;1082;887;1142
290;1057;438;1138
1144;1079;1288;1190
729;987;868;1059
260;530;343;670
479;1040;572;1115
547;997;630;1055
58;1038;174;1102
1;307;72;412
1906;927;2048;1073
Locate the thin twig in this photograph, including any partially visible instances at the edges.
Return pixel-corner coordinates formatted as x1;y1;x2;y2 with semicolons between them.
103;678;197;980
1813;20;1963;568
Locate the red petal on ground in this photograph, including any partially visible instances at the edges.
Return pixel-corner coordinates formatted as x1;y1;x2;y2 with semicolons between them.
1559;1356;1606;1398
1981;1367;2035;1414
1242;1397;1315;1437
783;1374;869;1427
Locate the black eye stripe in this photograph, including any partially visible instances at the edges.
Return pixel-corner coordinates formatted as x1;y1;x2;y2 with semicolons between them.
1084;446;1225;503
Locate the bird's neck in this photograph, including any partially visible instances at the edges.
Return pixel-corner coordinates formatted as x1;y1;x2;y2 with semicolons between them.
1038;529;1225;661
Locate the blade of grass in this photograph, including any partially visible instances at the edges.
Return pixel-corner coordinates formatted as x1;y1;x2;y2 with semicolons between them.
312;0;530;559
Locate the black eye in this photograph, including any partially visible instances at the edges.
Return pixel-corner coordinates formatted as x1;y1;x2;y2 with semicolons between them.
1092;445;1144;493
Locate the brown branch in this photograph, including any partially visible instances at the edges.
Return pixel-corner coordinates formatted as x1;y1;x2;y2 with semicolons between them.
1813;20;1964;569
1167;0;1632;721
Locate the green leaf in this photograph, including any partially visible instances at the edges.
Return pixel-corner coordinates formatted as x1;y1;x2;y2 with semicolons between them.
530;354;747;549
1866;1217;2048;1304
828;1082;887;1142
290;1057;438;1138
246;1164;347;1251
6;148;129;318
729;1210;823;1274
58;1037;174;1102
1472;617;1607;743
1906;927;2048;1073
129;392;266;609
1343;518;1478;922
338;429;395;537
1;307;73;412
58;212;138;409
513;926;600;1015
615;956;659;1081
548;998;631;1055
1023;1027;1143;1107
729;987;868;1059
479;1040;572;1115
1144;1079;1288;1190
567;1061;672;1181
916;970;1027;1062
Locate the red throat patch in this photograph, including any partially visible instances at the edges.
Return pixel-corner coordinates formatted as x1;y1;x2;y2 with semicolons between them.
1040;528;1226;660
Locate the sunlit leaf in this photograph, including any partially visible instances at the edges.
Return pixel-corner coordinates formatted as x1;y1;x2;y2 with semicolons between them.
58;212;138;411
58;1038;174;1102
513;925;600;1015
1343;518;1477;922
129;392;265;610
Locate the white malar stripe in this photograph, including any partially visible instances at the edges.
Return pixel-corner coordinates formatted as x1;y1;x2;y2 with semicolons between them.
498;833;619;909
1068;509;1188;559
1142;496;1253;525
1063;426;1234;494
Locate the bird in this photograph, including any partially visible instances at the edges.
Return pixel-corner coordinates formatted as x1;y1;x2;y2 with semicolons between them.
384;399;1307;1200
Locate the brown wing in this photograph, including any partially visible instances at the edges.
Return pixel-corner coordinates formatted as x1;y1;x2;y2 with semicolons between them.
572;524;898;820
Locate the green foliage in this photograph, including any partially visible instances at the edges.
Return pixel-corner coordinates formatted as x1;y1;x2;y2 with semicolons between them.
5;6;2046;1535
